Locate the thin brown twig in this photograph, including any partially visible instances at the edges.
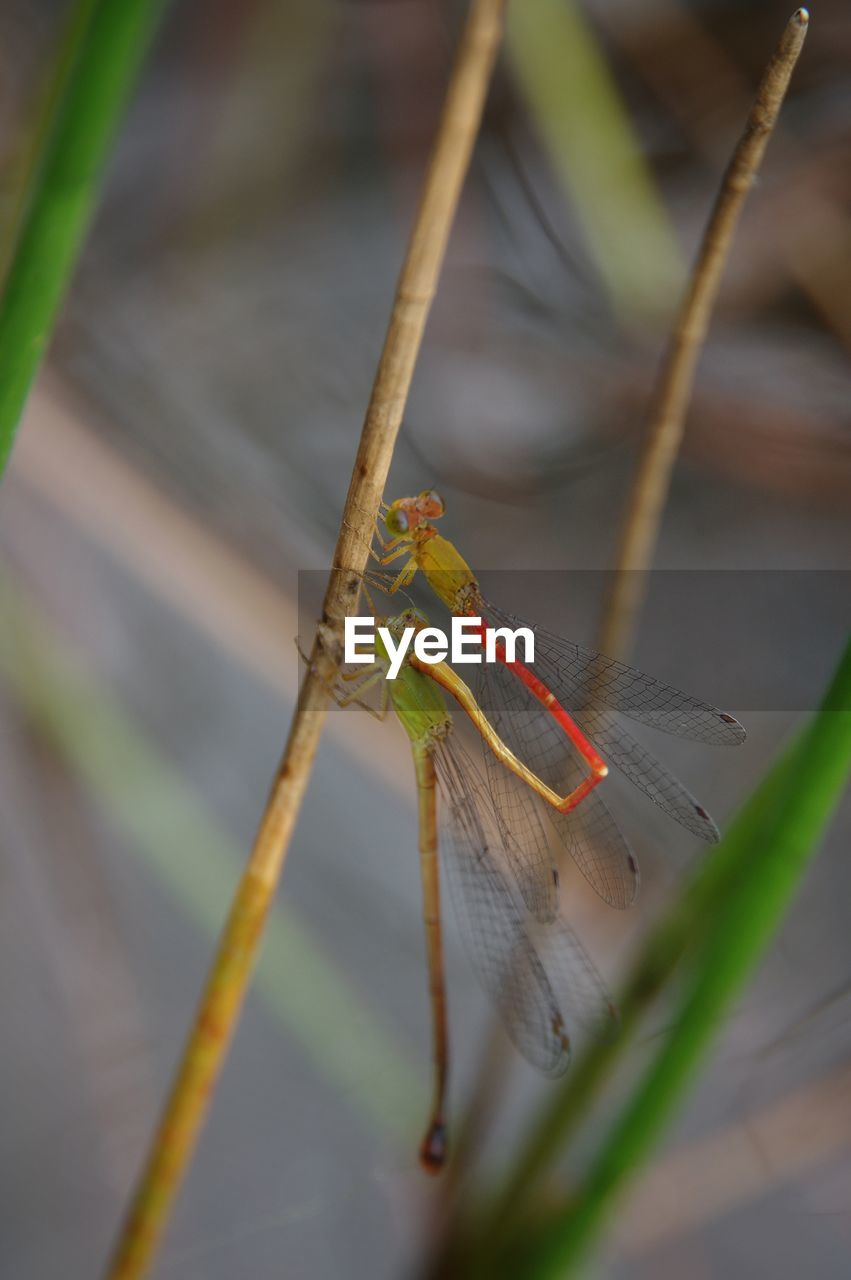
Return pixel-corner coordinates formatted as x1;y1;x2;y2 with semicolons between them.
104;3;507;1276
597;8;809;661
596;0;851;354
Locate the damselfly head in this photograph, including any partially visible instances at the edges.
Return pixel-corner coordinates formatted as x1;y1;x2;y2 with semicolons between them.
385;489;445;536
384;607;429;638
415;488;445;519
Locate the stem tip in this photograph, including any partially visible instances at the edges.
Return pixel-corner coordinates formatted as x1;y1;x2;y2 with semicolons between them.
420;1120;449;1174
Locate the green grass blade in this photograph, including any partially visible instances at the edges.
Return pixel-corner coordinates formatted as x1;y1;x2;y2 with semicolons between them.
518;639;851;1278
0;571;423;1141
0;0;99;281
484;727;797;1232
0;0;169;478
478;641;851;1266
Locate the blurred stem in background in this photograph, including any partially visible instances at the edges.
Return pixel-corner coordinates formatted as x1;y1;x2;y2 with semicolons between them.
443;9;811;1217
506;0;683;320
443;634;851;1278
598;8;810;661
0;0;169;478
593;0;851;355
0;568;422;1142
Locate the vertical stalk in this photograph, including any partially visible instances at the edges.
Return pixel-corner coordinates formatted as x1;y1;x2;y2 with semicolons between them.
597;9;809;660
104;4;507;1277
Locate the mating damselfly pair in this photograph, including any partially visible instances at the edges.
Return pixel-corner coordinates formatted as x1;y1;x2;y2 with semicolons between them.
315;491;745;1170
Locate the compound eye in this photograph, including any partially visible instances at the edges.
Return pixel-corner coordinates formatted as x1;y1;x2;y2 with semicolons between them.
421;488;445;516
385;507;409;535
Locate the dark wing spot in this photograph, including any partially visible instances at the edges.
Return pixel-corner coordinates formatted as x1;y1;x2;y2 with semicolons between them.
552;1013;571;1054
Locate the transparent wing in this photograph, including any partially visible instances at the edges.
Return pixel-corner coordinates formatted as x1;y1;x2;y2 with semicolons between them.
478;661;641;908
479;613;722;847
573;704;720;842
530;917;619;1043
478;736;561;924
462;694;560;924
432;736;616;1074
484;602;745;746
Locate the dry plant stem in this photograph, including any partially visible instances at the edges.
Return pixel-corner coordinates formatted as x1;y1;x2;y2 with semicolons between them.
597;9;808;661
104;3;507;1277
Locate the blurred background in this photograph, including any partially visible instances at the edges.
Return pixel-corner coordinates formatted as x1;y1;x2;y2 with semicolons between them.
0;0;849;1276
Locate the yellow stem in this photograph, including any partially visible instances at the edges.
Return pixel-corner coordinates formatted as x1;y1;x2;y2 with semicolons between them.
104;3;507;1276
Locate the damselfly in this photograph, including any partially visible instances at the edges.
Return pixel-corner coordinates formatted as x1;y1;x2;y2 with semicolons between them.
376;492;745;912
328;609;617;1170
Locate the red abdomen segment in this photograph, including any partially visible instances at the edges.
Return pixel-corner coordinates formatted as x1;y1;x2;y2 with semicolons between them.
467;614;608;814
